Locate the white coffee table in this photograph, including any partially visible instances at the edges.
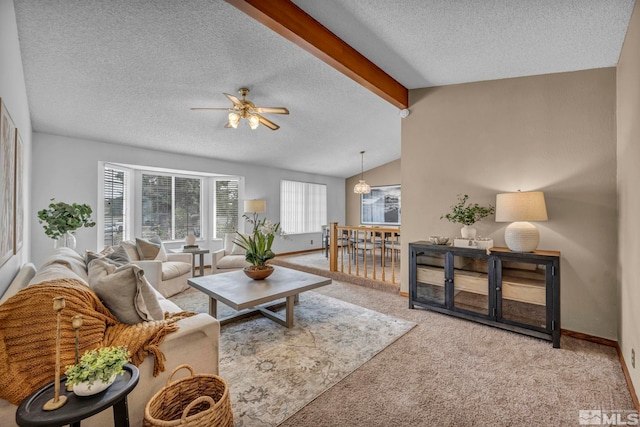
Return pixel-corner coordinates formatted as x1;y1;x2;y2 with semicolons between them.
187;266;332;328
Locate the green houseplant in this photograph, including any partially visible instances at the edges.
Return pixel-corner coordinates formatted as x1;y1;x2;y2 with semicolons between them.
234;215;285;279
65;346;130;396
37;199;96;249
441;194;495;239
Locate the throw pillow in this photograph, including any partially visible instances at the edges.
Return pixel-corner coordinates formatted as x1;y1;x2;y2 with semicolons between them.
88;259;164;324
120;240;140;261
135;236;168;261
85;245;131;267
231;233;247;255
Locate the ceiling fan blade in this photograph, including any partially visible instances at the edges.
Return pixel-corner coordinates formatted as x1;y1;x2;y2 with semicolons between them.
254;107;290;115
224;93;242;106
257;114;280;131
191;107;232;111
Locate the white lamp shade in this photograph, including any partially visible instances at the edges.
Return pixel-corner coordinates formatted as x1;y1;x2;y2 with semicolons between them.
244;199;266;213
495;191;548;222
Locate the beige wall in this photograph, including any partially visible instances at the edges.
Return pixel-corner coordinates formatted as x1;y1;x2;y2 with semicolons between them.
617;0;640;397
345;159;401;226
402;68;618;339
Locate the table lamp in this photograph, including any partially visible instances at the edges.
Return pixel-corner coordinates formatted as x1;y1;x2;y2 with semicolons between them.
244;199;266;233
495;191;548;252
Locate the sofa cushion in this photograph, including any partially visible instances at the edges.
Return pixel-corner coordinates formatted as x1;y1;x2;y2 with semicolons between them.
136;237;168;262
88;259;164;324
216;254;250;269
29;262;89;286
162;261;192;281
40;247;89;282
120;240;140;261
223;233;235;254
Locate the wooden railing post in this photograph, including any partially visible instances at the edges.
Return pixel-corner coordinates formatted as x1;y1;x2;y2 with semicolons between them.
329;222;338;271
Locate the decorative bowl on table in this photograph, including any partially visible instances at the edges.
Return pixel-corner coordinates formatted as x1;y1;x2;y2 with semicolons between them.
429;236;449;245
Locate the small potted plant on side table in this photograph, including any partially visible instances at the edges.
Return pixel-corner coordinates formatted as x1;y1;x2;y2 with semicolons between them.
65;346;130;396
441;194;495;239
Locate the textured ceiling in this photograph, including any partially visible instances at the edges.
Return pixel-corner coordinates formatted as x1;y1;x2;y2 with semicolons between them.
13;0;634;178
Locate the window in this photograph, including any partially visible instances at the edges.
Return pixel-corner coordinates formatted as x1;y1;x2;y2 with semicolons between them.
141;174;201;240
101;164;239;245
214;180;239;239
280;180;327;234
104;166;128;246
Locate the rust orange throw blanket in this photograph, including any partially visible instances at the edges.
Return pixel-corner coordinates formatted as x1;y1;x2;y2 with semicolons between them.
0;278;194;405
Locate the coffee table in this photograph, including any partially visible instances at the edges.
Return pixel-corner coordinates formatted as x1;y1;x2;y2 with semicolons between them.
187;266;331;328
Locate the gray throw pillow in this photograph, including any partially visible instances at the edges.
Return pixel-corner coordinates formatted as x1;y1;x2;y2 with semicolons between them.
85;245;131;267
87;259;164;324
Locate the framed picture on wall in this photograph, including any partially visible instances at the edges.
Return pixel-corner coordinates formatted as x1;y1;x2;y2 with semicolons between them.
361;184;401;226
14;129;24;254
0;98;16;267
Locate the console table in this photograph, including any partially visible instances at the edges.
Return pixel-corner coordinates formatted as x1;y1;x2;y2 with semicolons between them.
16;364;139;427
409;242;561;347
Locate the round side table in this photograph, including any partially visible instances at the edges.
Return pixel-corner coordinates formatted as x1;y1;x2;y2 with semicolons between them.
16;364;139;427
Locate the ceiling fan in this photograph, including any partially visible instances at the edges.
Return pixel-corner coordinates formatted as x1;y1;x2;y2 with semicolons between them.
191;88;289;131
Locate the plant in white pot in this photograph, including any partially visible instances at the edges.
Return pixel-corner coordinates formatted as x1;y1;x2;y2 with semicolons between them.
65;346;130;396
440;194;495;239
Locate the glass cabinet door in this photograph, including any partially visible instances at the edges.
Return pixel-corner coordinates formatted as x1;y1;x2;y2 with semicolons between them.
498;259;548;330
414;251;446;306
451;254;490;316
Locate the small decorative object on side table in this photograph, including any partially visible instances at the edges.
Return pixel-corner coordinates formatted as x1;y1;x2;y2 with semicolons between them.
16;364;139;427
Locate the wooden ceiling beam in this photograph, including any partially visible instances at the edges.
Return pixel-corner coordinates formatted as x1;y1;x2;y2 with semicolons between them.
224;0;409;109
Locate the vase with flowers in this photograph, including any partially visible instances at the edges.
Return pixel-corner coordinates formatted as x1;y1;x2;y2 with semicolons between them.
234;214;285;280
440;194;495;239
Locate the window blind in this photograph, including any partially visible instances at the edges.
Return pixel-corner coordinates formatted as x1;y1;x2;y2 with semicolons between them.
214;180;239;239
280;180;327;234
104;167;128;246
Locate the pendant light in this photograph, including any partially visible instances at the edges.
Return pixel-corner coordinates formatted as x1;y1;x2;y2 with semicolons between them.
353;151;371;194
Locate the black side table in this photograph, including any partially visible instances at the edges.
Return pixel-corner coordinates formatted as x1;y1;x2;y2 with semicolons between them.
16;364;139;427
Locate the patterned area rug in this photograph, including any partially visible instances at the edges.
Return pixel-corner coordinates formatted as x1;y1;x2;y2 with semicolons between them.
169;287;416;426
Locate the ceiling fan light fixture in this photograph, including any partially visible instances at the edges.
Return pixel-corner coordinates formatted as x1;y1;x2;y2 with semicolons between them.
353;151;371;194
248;114;260;130
228;112;240;128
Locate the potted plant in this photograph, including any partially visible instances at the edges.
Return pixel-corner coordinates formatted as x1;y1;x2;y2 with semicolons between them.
234;215;285;280
37;199;96;249
65;346;130;396
440;194;495;239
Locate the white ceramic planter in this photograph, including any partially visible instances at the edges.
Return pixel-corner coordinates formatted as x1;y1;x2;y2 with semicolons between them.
72;374;116;396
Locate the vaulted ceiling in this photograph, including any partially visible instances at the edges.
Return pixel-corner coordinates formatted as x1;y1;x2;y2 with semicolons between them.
13;0;634;178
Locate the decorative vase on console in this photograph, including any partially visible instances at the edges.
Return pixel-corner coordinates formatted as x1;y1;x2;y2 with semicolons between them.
441;194;495;238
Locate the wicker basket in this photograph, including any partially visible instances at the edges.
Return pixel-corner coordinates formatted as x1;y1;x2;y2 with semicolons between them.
144;365;233;427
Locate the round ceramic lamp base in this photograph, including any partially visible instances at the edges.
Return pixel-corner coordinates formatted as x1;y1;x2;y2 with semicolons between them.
504;221;540;252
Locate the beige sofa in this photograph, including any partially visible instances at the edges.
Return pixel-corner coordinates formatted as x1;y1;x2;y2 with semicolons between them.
212;232;251;273
0;248;219;427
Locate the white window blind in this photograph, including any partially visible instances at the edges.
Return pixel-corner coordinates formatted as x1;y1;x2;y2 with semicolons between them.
141;174;201;241
280;180;327;234
104;166;128;246
214;180;239;239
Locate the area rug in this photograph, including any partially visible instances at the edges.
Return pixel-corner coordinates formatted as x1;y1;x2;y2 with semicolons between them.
169;288;416;426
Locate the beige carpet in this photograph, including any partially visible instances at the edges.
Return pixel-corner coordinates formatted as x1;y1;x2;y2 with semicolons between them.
278;280;635;426
188;254;635;425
